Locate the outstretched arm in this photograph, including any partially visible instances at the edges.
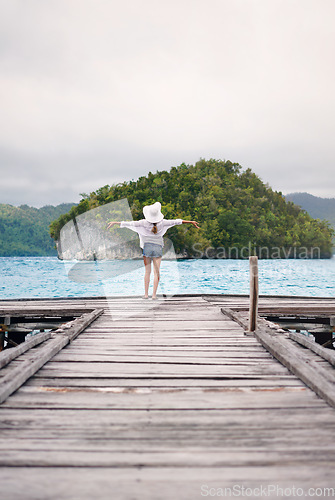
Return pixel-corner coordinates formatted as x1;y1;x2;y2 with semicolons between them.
107;220;144;230
107;221;121;229
182;220;200;229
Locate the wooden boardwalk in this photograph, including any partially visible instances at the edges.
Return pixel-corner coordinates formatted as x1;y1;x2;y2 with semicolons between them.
1;295;335;499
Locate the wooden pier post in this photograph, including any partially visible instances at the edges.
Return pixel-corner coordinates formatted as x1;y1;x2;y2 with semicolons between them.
248;256;259;332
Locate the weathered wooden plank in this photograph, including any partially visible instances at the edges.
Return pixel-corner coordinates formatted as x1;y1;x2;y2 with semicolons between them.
58;341;262;347
1;408;335;429
39;355;277;365
220;306;335;402
252;325;335;408
0;331;51;369
74;333;255;339
0;464;332;481
51;350;275;362
3;422;335;439
1;466;334;500
2;294;333;307
33;361;291;377
1;431;335;451
25;377;304;387
1;386;323;410
54;308;104;341
1;448;335;468
74;338;258;345
74;332;257;338
80;331;256;337
62;346;268;355
82;324;238;332
0;308;93;317
289;331;335;367
0;309;104;404
0;336;69;404
55;348;272;359
52;353;273;363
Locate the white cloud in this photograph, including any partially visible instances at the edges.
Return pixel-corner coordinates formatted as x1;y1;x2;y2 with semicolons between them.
1;0;335;206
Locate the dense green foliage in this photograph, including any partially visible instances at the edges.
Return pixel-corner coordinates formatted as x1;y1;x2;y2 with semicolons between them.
285;192;335;230
0;203;75;256
50;159;334;258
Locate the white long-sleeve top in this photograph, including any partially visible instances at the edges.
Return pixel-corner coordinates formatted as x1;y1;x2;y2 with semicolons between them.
120;219;183;248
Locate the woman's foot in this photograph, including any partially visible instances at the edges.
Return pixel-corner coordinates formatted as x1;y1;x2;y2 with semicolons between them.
142;295;149;299
152;296;158;300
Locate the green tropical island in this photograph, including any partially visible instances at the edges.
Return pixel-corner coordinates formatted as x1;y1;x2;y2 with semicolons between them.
0;159;334;258
49;159;334;259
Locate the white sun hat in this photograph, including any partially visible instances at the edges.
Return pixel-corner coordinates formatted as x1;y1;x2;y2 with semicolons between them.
143;202;164;223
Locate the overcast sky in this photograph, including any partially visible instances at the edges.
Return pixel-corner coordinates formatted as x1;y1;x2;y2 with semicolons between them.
1;0;335;207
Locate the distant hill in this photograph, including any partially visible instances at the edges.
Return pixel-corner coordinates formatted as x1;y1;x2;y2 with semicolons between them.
0;203;76;256
285;193;335;229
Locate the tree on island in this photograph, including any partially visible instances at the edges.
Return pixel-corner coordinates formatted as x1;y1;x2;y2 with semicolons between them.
50;159;334;259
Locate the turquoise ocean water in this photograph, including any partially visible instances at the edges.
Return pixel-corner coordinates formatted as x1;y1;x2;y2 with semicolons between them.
1;256;334;299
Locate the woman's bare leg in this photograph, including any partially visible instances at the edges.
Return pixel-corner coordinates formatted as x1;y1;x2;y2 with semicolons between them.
152;257;162;299
143;256;152;297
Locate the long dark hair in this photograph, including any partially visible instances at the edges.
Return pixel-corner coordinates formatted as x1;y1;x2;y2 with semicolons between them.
151;222;157;234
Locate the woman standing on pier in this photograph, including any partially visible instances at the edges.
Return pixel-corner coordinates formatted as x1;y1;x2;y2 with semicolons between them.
107;202;200;299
